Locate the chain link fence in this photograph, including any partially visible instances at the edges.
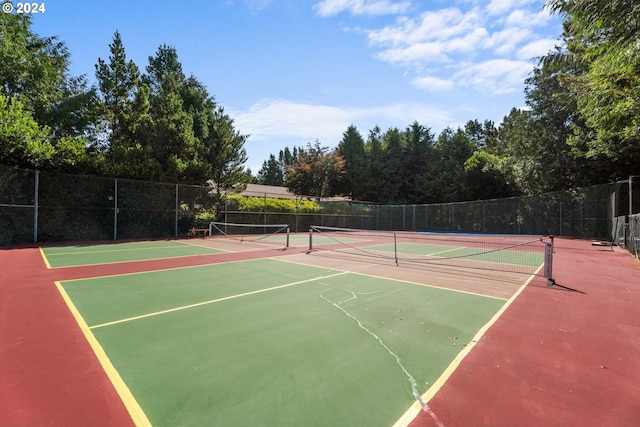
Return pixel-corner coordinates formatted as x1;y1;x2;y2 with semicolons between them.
225;180;636;233
0;165;213;245
1;164;638;250
626;214;640;259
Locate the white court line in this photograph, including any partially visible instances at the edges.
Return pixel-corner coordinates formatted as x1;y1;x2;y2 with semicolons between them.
435;276;478;283
424;247;463;257
89;271;349;330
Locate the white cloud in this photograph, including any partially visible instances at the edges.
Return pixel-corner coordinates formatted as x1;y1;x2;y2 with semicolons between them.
369;8;481;47
505;8;550;27
233;98;452;143
517;38;558;60
454;59;533;94
314;0;411;17
487;27;534;55
412;76;455;92
351;2;559;95
367;8;490;69
375;42;448;67
485;0;515;16
446;26;490;53
233;99;350;141
232;98;454;170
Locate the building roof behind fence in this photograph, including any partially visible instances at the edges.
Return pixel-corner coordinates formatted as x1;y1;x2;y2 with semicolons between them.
240;184;299;199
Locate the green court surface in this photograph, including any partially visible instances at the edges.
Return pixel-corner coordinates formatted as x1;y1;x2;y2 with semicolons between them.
41;241;224;268
60;258;506;427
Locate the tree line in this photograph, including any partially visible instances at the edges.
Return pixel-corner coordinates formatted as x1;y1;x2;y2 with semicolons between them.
255;0;639;203
1;13;249;195
2;1;639;206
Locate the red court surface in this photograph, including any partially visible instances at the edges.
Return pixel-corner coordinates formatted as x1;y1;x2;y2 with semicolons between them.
1;238;639;427
410;238;640;427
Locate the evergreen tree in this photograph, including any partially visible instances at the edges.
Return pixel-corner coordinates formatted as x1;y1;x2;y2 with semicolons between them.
142;45;197;182
435;127;476;202
379;127;404;203
95;31;153;178
362;126;385;203
205;106;248;201
279;147;296;169
464;119;497;151
337;124;367;199
401;121;438;203
257;154;284;186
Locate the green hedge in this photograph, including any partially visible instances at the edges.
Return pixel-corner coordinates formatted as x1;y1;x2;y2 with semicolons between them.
225;195;321;213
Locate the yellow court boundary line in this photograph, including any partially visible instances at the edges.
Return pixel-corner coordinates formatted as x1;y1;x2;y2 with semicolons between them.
54;281;152;427
392;269;541;427
39;247;52;269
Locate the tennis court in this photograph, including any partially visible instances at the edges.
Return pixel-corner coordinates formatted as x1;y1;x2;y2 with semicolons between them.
41;228;548;427
4;227;639;427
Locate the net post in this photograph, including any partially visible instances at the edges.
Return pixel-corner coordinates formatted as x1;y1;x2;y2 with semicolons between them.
286;228;290;249
209;222;213;237
544;235;555;286
308;228;313;252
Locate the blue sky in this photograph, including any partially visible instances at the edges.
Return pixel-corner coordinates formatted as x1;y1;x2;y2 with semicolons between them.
29;0;563;172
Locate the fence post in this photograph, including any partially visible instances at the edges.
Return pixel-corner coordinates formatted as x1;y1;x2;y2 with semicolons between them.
412;205;416;231
559;201;563;236
113;178;118;240
175;184;179;237
580;201;583;237
482;203;486;232
402;205;406;230
425;205;428;230
630;175;634;216
33;170;39;242
451;203;455;230
224;196;228;232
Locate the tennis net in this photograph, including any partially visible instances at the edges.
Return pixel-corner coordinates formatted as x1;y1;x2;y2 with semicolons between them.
209;221;290;249
308;225;554;279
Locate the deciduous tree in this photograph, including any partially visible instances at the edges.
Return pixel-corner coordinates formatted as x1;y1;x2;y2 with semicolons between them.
546;0;640;178
285;141;344;198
